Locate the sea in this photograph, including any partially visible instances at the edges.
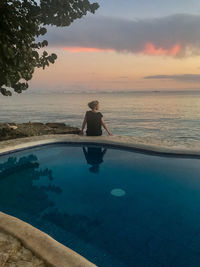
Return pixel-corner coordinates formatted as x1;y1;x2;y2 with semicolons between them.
0;90;200;145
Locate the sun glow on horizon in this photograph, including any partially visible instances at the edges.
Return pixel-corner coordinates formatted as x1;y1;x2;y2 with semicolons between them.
30;45;200;92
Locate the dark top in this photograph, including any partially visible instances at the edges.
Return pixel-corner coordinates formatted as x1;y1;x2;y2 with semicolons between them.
83;147;106;165
86;111;103;136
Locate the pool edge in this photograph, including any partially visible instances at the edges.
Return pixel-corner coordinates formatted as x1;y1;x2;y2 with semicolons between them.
0;211;96;267
0;134;200;157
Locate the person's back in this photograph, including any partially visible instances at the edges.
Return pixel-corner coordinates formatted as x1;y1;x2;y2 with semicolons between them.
86;110;103;136
80;100;113;136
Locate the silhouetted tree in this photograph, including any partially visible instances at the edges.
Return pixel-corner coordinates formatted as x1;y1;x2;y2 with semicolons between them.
0;0;99;96
0;154;62;215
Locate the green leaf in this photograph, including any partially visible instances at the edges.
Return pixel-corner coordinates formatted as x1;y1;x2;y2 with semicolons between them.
51;53;57;60
39;27;47;35
43;51;48;56
41;40;48;47
32;50;39;59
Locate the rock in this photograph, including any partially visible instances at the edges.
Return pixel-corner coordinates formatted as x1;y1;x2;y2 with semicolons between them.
8;125;18;130
30;123;44;126
45;123;66;128
0;122;80;141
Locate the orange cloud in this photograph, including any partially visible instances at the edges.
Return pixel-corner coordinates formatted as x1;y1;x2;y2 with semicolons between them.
142;43;181;56
62;44;181;56
62;47;115;53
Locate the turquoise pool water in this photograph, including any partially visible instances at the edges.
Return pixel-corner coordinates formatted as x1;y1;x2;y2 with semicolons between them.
0;144;200;266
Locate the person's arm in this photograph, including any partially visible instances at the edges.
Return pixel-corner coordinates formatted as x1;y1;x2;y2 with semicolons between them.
83;147;88;158
79;113;87;135
101;117;113;136
102;148;107;157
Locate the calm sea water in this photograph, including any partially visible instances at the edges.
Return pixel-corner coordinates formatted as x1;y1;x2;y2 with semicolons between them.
0;91;200;144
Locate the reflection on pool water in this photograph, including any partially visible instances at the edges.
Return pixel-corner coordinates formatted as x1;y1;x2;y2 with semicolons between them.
110;188;126;197
0;144;200;266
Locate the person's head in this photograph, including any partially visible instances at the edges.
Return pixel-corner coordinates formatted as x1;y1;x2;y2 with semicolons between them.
89;164;100;174
88;100;99;111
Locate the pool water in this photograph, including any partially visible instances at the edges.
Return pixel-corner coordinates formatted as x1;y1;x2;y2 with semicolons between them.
0;144;200;266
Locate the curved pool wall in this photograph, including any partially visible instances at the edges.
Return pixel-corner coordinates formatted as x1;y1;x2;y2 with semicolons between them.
0;212;95;267
1;134;200;267
1;134;200;157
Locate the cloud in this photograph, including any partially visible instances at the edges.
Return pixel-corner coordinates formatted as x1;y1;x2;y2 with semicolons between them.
119;76;129;79
62;47;114;53
45;14;200;57
144;74;200;82
142;43;181;56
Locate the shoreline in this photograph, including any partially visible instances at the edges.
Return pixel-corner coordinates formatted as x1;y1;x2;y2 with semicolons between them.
1;122;199;153
0;122;80;142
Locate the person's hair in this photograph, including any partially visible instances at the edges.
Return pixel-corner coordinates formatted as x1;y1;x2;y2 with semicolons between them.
89;165;99;173
88;100;99;110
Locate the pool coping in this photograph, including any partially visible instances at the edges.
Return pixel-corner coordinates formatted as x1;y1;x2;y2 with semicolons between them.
0;134;200;266
0;134;200;157
0;212;96;267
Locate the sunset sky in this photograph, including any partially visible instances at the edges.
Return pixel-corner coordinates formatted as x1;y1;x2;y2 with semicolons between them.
30;0;200;92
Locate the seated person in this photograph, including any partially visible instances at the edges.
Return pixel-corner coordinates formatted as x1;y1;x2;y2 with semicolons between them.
80;100;112;136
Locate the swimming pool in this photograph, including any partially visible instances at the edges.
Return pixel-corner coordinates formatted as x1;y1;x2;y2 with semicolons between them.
0;143;200;266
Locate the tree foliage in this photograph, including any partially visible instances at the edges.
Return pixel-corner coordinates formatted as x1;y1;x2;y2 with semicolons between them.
0;0;99;96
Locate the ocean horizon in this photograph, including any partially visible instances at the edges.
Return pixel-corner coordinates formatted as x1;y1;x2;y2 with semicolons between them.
1;90;200;145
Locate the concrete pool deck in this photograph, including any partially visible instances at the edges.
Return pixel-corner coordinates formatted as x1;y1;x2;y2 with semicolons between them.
0;134;200;266
0;134;200;156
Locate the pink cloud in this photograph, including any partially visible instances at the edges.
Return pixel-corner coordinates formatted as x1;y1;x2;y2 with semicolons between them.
62;47;115;53
142;43;181;56
62;44;181;56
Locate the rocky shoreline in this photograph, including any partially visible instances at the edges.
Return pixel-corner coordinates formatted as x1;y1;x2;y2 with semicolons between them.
0;122;80;141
